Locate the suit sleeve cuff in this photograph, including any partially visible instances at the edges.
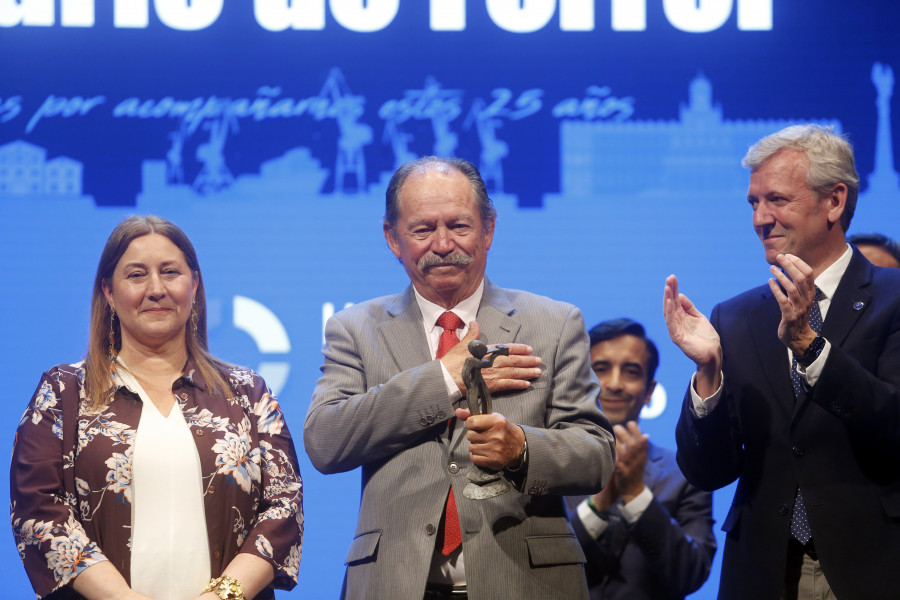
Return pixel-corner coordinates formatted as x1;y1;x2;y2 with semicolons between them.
619;486;653;524
439;361;464;402
576;499;610;539
690;371;723;417
799;339;831;387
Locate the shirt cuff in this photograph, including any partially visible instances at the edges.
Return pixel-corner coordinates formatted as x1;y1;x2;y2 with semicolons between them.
439;361;464;402
576;499;609;539
689;371;724;417
619;486;653;524
799;339;831;387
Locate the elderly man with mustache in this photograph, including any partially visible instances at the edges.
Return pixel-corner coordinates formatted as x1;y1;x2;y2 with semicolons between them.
305;156;615;600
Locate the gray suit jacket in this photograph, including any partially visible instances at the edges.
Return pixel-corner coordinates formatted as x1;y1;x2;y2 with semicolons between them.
305;279;616;600
567;443;716;600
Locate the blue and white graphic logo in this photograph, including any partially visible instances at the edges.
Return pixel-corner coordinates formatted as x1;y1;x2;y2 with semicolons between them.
232;295;291;397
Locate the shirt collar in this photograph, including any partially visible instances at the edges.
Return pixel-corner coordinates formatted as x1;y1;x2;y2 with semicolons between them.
814;244;853;301
414;278;485;332
111;356;206;394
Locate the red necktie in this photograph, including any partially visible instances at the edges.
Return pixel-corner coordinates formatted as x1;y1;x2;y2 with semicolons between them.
435;311;464;555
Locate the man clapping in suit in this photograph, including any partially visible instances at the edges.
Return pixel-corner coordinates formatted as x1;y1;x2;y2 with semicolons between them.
305;156;615;600
567;318;715;599
664;125;900;599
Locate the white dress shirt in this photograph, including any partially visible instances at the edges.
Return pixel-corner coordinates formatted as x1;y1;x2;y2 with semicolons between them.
118;363;211;600
415;278;485;586
415;278;485;403
577;486;654;538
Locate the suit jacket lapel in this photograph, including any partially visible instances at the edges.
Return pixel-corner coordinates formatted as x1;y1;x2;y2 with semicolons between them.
794;249;872;421
820;248;873;346
476;278;521;345
379;286;466;452
445;279;521;452
748;289;796;421
379;286;432;373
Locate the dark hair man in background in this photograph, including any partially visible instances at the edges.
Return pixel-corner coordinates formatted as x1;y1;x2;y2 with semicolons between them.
848;232;900;268
566;318;715;600
664;124;900;599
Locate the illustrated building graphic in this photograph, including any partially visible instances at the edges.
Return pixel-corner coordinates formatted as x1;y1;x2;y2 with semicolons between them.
0;140;83;196
558;73;839;197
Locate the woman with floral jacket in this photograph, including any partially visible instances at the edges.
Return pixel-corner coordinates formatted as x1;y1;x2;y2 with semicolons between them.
11;216;303;600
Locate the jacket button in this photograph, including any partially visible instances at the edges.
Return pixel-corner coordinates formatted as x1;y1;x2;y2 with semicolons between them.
196;429;204;436
208;486;216;495
426;415;435;424
448;462;459;474
425;524;436;536
436;410;446;420
792;445;804;457
779;504;789;516
213;550;221;559
420;417;429;426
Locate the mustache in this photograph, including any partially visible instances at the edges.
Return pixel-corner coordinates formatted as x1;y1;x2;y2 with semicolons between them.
417;252;474;270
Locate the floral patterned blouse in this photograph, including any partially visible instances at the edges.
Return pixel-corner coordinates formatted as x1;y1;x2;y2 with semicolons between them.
11;360;304;600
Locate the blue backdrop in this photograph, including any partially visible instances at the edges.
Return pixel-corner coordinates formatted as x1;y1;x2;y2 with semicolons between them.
2;2;899;598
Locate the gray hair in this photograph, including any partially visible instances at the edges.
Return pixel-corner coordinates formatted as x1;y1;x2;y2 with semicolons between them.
384;156;496;233
742;124;859;231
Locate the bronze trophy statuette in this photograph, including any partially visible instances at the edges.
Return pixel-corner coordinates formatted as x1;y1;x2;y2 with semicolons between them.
462;340;513;500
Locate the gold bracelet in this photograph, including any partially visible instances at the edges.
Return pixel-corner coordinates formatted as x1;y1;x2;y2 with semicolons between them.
204;575;245;600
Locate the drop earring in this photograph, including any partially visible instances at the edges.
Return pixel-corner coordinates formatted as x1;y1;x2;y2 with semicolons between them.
191;302;199;338
108;309;117;359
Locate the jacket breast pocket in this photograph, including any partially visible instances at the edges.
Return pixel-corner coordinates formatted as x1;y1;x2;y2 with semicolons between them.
525;534;586;566
345;530;382;565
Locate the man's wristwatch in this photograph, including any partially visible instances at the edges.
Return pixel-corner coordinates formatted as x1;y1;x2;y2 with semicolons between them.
506;438;528;473
204;575;245;600
796;335;826;369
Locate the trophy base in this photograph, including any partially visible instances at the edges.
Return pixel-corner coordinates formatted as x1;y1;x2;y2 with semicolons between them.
462;467;512;499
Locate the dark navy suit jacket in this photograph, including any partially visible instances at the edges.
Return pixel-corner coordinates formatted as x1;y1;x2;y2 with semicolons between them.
567;442;716;599
675;247;900;599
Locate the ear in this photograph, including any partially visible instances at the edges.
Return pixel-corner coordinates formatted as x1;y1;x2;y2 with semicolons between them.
101;280;115;312
643;380;657;406
192;271;199;302
825;183;848;226
482;217;495;252
384;222;402;259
